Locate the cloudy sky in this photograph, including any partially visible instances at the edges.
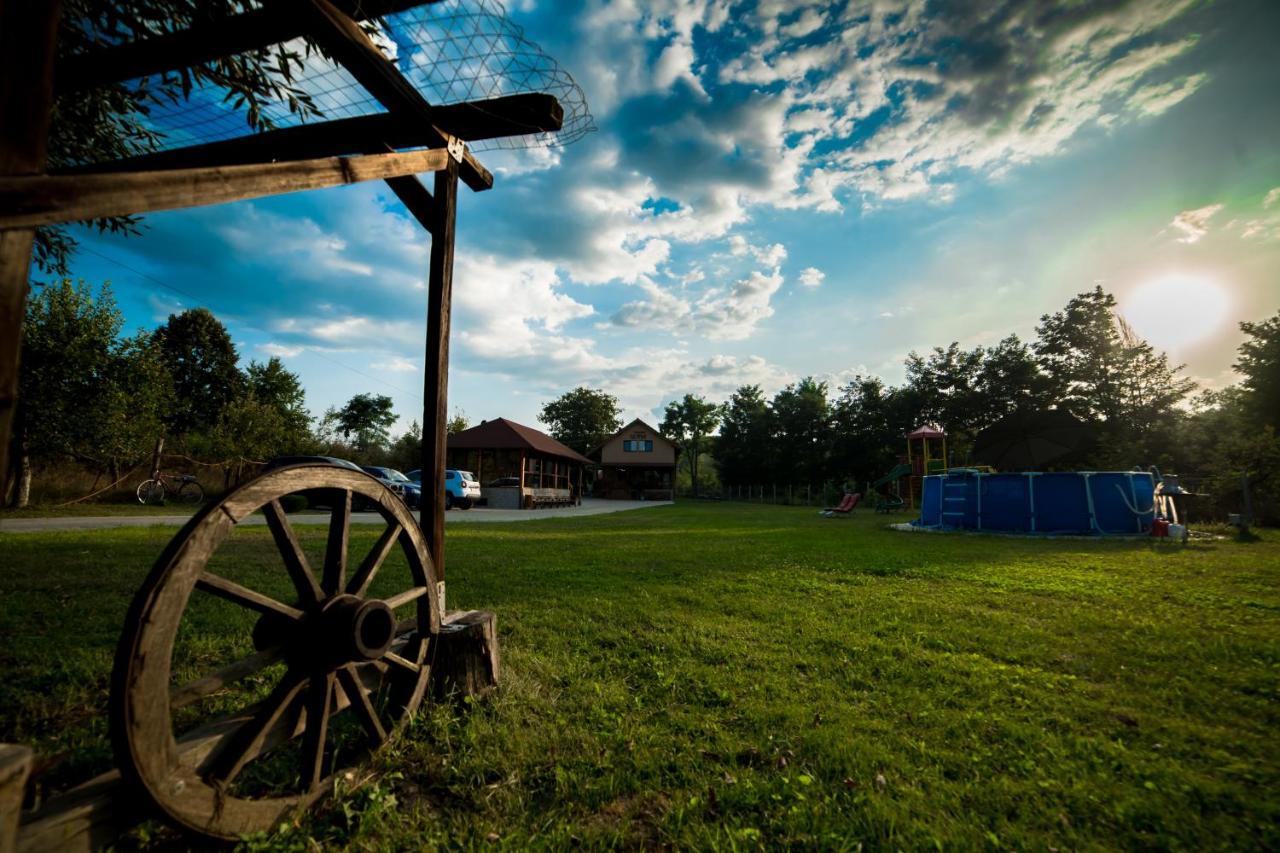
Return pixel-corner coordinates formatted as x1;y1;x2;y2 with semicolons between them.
66;0;1280;432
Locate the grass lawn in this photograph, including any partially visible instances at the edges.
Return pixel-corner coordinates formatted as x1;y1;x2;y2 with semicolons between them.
1;503;1277;849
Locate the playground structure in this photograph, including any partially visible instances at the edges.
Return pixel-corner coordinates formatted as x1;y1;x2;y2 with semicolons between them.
0;0;585;847
869;424;947;512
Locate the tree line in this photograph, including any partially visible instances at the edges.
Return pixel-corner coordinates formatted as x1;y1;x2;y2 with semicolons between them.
540;288;1278;522
5;280;466;507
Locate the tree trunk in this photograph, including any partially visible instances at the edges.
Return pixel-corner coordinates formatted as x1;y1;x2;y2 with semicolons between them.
14;449;29;508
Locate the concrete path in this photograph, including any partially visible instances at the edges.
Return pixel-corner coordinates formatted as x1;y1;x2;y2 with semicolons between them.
0;498;673;534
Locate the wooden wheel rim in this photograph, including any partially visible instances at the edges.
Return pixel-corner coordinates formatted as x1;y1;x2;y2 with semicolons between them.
110;465;440;840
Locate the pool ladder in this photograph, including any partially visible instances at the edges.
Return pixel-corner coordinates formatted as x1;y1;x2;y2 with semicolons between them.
942;479;969;528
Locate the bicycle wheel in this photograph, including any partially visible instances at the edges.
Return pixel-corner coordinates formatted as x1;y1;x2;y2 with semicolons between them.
176;480;205;505
137;480;163;505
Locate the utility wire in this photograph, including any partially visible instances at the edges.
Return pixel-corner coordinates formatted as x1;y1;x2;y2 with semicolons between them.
76;244;425;404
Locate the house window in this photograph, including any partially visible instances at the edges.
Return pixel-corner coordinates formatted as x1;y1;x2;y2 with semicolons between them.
623;440;653;452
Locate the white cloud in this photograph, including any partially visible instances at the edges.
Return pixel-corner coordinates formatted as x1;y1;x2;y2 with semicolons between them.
1264;187;1280;209
1127;73;1208;117
371;356;417;373
1168;203;1224;244
798;267;825;288
260;342;303;358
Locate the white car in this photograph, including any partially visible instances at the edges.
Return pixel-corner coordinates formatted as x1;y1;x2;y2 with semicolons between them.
444;469;482;509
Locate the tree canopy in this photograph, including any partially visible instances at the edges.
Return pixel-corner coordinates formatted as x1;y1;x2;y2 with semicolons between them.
331;393;398;452
661;394;722;497
539;387;621;454
153;308;243;435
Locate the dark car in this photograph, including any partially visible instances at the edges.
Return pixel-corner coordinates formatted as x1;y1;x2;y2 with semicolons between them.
361;466;422;509
263;455;364;473
486;476;520;488
261;455;369;510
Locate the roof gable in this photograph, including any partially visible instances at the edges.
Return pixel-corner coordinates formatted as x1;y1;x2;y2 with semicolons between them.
591;418;676;458
447;417;592;463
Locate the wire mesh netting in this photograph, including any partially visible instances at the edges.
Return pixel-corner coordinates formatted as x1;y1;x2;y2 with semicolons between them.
138;0;594;154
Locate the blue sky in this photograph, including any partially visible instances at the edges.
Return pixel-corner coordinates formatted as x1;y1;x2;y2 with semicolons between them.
65;0;1280;433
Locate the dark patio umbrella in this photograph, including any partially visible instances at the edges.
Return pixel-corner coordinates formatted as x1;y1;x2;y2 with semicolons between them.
970;409;1093;471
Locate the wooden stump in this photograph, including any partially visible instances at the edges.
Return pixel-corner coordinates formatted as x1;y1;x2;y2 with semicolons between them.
431;611;500;699
0;745;32;853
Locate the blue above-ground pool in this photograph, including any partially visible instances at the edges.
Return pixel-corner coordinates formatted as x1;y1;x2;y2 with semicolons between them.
917;471;1155;535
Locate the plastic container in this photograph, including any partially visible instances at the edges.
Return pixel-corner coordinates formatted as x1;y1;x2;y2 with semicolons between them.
1150;519;1170;537
1168;523;1187;541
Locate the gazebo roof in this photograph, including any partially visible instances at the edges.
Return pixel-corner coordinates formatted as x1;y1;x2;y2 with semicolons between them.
906;424;946;439
447;418;591;464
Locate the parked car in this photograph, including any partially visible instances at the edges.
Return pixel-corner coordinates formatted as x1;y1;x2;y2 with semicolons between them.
405;469;421;483
264;455;364;473
445;469;481;510
486;476;520;488
361;466;422;509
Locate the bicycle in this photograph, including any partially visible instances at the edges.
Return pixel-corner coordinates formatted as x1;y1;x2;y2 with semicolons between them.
136;470;205;505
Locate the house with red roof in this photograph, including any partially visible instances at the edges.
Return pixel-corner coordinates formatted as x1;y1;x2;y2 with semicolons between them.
446;418;592;508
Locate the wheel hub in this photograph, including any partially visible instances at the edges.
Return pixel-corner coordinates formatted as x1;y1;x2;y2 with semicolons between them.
253;594;396;670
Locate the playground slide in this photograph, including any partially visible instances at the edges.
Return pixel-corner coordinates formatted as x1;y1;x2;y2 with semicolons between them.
872;463;912;490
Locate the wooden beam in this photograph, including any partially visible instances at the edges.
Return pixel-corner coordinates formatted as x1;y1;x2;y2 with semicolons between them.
420;159;458;585
55;0;437;94
71;94;562;174
0;0;61;501
0;147;450;229
384;175;437;235
295;0;494;192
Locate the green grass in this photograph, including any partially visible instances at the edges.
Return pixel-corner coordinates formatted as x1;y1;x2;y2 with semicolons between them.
2;504;1277;849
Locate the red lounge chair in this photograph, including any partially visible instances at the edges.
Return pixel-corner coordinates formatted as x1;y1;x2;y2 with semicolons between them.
820;492;860;517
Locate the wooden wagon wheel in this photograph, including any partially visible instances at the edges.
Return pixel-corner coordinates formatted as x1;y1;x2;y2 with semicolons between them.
109;464;440;840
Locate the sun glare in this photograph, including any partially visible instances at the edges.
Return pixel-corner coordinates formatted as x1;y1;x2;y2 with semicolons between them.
1120;273;1232;352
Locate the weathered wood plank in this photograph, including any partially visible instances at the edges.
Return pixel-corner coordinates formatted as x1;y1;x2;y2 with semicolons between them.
421;159;459;582
294;0;494;192
0;0;60;498
0;147;450;229
70;94;563;176
1;745;33;853
55;0;439;94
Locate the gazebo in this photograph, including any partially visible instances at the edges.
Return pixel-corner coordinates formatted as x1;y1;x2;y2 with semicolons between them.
447;418;590;507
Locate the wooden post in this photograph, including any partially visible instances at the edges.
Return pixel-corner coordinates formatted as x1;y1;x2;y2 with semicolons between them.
0;0;61;492
421;158;458;598
149;436;164;479
0;745;32;853
1241;473;1254;533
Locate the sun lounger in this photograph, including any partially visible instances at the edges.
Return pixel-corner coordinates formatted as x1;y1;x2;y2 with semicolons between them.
820;492;860;517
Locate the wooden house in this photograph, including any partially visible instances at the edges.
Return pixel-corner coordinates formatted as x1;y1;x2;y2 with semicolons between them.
589;418;676;501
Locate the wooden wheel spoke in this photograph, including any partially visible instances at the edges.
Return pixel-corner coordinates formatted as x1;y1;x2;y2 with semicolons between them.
337;665;386;745
322;490;352;595
171;646;285;710
195;573;304;621
302;673;334;790
383;650;420;674
264;499;323;605
346;521;402;598
203;671;306;786
383;585;428;611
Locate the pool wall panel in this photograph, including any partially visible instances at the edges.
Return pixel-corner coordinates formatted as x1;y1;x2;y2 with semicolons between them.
916;471;1155;535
